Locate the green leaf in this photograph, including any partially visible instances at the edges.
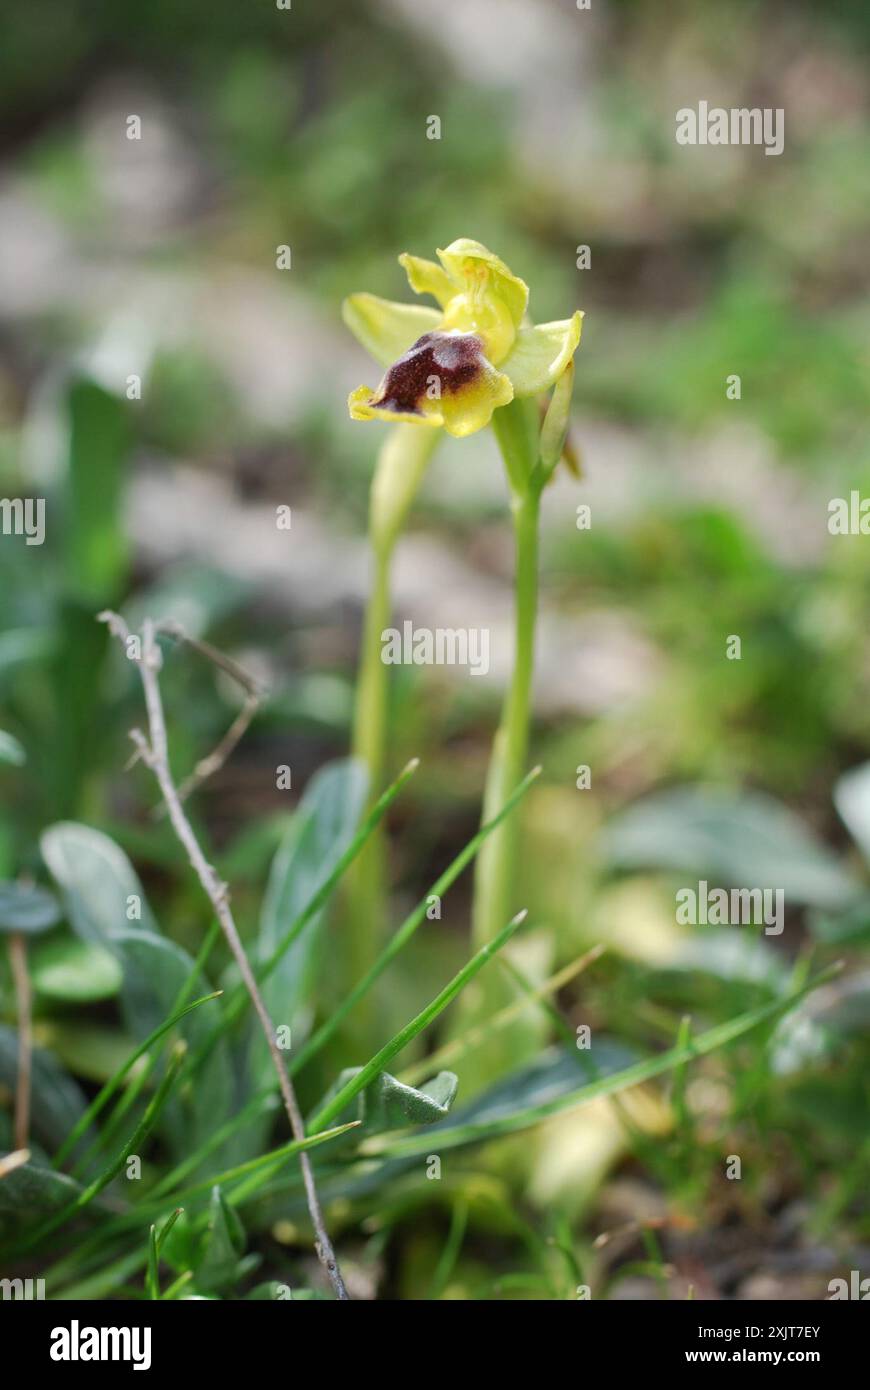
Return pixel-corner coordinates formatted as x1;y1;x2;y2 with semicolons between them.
370;975;835;1160
257;759;367;1064
288;765;541;1079
39;827;232;1155
0;1026;94;1156
111;932;235;1164
834;760;870;865
0;1162;83;1239
537;360;574;484
308;909;527;1134
123;1121;361;1229
41;822;158;943
40;1023;138;1084
421;1041;639;1144
783;1075;870;1138
663;931;788;992
195;1186;246;1293
491;396;539;496
0;629;54;683
0;729;25;766
314;1068;458;1137
65;378;129;602
369;423;441;552
31;936;123;1002
810;895;870;945
52;988;222;1170
772;972;870;1075
47;603;112;818
0;883;61;934
147;1211;184;1301
603;785;859;909
159;1208;199;1275
18;1044;188;1254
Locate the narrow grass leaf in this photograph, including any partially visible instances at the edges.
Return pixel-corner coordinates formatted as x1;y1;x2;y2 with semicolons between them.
53;990;222;1170
19;1042;187;1252
368;969;839;1159
308;909;528;1134
185;759;419;1081
400;944;605;1087
292;766;541;1076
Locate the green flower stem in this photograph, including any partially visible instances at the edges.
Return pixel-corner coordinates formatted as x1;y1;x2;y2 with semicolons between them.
352;544;393;803
463;396;551;1089
472;376;573;953
473;447;541;948
347;545;392;975
348;424;439;990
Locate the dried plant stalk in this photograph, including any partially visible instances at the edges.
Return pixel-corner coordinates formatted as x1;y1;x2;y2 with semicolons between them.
99;611;349;1300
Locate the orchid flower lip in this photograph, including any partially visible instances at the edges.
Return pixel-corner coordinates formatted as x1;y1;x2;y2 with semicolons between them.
372;331;484;418
348;328;515;438
344;240;583;438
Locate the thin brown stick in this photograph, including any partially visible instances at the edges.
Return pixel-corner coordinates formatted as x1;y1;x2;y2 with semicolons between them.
9;932;32;1151
152;619;266;810
0;1148;30;1181
98;611;349;1300
174;693;260;807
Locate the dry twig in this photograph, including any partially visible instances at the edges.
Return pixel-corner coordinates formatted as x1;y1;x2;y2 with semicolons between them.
98;610;349;1300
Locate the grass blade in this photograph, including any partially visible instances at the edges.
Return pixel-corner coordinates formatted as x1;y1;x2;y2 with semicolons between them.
53;989;223;1170
307;909;529;1134
161;1270;194;1299
94;1120;361;1232
186;758;421;1077
146;1223;159;1300
20;1041;188;1252
367;966;842;1160
71;919;223;1176
291;766;542;1077
147;1207;183;1299
400;944;605;1087
149;1090;279;1199
252;758;419;994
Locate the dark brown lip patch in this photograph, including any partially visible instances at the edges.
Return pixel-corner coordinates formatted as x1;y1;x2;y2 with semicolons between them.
372;332;484;415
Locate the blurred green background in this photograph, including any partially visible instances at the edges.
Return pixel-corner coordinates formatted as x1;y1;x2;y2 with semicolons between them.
1;0;869;1299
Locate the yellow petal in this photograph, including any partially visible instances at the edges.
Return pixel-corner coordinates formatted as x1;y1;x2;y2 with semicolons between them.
438;360;513;437
349;385;443;429
342;293;441;369
347;330;513;439
500;311;583;396
398;252;456;308
436;238;529;328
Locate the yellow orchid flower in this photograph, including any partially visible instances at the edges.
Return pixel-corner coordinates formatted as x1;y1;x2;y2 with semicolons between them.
343;238;583;439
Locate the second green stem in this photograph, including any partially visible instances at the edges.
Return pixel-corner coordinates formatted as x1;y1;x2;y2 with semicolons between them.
472;484;540;948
